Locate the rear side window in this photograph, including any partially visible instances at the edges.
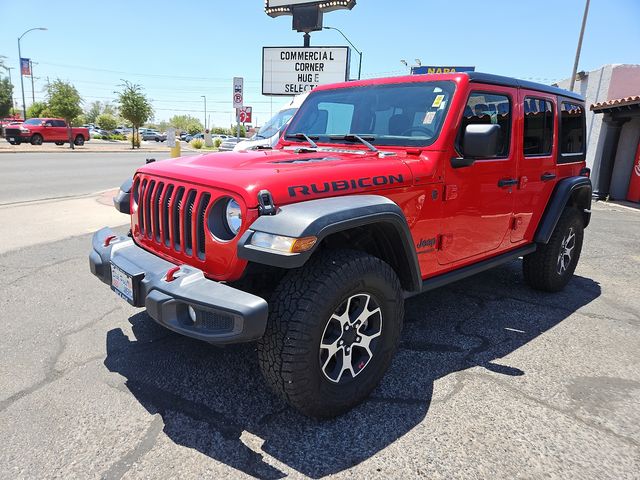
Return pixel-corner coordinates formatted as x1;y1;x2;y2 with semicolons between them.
52;120;66;127
559;102;585;159
460;92;511;158
523;97;554;156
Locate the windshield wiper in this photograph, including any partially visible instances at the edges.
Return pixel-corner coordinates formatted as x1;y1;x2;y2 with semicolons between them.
284;132;319;149
329;134;378;152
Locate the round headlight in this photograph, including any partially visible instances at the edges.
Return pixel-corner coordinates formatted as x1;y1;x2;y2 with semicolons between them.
225;199;242;235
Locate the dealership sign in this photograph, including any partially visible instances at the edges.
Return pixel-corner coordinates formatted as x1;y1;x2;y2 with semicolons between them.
411;65;475;75
262;46;349;95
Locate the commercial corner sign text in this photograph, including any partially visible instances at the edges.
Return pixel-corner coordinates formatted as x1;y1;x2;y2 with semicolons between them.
263;46;350;96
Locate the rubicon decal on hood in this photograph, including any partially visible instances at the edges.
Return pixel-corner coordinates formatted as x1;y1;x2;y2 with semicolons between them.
288;174;405;197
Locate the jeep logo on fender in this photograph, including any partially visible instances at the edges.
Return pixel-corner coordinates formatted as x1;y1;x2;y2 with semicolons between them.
288;174;405;197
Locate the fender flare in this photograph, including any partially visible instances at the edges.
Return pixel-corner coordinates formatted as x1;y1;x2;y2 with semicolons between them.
114;178;133;215
534;176;592;244
237;195;422;292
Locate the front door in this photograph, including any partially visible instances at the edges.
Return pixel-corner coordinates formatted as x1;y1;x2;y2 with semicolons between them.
512;91;558;242
438;87;517;265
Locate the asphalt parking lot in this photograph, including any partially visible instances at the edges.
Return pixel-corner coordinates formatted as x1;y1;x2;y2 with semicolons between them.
0;192;638;478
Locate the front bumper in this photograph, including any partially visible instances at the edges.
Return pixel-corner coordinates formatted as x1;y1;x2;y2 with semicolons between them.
89;227;268;344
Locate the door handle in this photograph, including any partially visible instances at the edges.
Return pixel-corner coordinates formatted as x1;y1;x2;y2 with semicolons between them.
541;172;557;182
498;178;518;188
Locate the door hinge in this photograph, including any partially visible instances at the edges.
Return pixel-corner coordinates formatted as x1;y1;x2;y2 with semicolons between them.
437;233;453;250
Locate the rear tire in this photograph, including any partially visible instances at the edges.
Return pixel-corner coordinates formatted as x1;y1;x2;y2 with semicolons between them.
523;207;584;292
31;134;43;145
74;135;85;146
257;249;404;418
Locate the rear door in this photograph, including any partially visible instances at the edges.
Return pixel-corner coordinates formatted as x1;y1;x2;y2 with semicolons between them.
51;120;67;141
512;91;558;242
438;86;517;265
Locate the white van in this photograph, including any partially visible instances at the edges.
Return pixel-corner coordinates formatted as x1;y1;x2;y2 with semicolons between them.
233;92;309;151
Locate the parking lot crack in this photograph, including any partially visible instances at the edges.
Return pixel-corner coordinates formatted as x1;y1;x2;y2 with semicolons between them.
102;415;164;480
475;373;640;449
0;306;121;413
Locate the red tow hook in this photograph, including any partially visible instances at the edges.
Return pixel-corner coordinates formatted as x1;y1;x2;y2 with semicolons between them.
165;266;182;282
103;235;117;247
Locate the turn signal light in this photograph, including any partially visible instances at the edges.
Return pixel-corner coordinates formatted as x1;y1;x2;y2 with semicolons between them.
291;236;318;253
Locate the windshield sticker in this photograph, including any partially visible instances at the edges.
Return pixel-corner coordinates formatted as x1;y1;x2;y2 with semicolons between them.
423;111;436;124
432;94;445;108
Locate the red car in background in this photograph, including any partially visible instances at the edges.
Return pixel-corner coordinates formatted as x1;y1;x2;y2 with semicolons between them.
4;118;90;146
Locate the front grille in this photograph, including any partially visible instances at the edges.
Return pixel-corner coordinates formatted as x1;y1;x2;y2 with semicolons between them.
135;176;212;260
4;128;21;137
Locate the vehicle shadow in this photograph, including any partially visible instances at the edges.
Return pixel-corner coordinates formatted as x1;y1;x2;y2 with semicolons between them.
104;261;600;479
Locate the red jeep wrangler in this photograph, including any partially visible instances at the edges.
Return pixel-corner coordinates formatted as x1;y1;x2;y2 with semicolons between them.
90;73;591;417
4;117;89;146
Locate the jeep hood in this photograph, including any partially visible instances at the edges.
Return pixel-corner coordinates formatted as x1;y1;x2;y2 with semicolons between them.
137;148;422;208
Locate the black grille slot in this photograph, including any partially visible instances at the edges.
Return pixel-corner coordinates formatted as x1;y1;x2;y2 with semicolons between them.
138;179;147;235
144;180;155;238
162;185;174;247
183;190;197;255
172;187;185;251
196;193;211;260
198;310;234;333
152;183;164;242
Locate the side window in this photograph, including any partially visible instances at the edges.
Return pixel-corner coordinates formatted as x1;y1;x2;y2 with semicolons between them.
560;102;585;157
523;97;554;156
460;92;511;158
53;120;66;127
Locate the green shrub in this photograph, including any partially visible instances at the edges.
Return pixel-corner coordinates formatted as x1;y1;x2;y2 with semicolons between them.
191;138;204;149
213;138;222;148
92;133;103;139
111;133;126;141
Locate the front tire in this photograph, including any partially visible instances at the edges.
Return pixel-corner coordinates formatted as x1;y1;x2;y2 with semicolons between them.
31;134;43;145
523;207;584;292
74;135;85;146
257;249;404;418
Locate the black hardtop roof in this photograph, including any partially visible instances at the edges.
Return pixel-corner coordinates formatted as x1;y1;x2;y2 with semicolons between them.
465;72;584;102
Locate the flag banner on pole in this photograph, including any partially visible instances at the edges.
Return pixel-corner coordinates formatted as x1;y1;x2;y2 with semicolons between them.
20;58;31;76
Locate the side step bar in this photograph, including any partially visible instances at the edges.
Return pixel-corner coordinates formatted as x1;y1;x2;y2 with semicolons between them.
407;244;537;298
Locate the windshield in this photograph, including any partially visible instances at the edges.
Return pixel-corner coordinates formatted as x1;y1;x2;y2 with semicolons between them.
286;81;455;147
256;108;297;139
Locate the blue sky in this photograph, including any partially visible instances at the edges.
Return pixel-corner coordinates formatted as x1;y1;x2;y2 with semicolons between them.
1;0;638;127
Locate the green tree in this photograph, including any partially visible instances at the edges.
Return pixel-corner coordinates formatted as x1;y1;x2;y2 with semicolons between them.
85;101;102;124
0;77;14;117
116;80;153;149
97;113;118;131
46;79;83;149
26;101;49;119
168;114;203;134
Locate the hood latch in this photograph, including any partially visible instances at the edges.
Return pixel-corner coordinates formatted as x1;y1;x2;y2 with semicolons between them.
258;190;277;216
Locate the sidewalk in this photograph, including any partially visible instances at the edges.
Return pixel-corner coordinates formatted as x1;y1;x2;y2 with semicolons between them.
0;139;198;154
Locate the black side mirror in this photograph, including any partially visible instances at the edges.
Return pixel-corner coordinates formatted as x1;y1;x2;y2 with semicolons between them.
462;124;501;158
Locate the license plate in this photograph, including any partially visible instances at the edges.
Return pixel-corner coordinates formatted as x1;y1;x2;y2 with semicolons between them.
9;137;14;141
111;263;135;304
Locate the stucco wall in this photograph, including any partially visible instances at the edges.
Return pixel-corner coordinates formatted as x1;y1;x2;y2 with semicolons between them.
610;118;640;200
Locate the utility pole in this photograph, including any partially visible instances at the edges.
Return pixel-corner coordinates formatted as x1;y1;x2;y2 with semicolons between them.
30;60;37;104
569;0;590;92
17;27;47;119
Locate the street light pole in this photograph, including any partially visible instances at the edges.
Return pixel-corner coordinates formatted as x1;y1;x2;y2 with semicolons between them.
323;26;362;80
569;0;590;92
201;95;207;131
17;27;47;119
